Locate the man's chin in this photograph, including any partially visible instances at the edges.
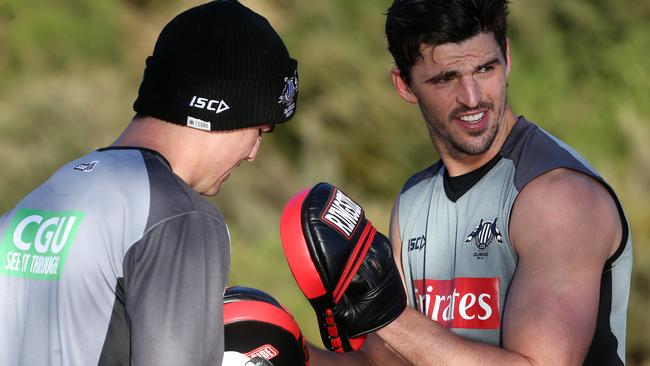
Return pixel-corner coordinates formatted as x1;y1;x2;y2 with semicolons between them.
449;134;495;157
202;173;231;196
201;184;221;197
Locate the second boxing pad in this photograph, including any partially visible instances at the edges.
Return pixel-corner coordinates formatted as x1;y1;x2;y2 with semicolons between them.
224;286;309;366
280;182;406;352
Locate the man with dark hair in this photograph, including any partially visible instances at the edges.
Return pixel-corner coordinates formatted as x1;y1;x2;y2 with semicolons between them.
306;0;632;364
0;1;298;365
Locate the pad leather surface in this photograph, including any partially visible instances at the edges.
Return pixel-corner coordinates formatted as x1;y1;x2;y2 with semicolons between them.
300;183;367;292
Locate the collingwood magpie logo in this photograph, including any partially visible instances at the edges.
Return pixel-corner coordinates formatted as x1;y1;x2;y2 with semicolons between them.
73;160;99;172
465;218;503;254
278;70;298;118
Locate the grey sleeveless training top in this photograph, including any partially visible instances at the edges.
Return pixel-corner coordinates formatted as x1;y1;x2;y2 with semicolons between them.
397;117;632;365
0;147;230;365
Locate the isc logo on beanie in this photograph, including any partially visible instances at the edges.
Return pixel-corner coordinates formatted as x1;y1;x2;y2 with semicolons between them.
189;95;230;114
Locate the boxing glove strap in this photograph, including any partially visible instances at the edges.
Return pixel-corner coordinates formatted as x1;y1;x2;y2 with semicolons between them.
332;221;377;304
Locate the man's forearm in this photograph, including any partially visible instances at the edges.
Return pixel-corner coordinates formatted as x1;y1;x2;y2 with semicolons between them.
308;332;411;366
308;343;373;366
376;307;533;366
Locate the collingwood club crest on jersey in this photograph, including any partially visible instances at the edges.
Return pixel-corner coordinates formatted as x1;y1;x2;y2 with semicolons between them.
278;70;298;118
465;218;503;259
73;161;99;172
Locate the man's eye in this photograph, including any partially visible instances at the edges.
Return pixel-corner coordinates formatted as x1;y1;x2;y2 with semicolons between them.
477;66;494;74
433;75;455;84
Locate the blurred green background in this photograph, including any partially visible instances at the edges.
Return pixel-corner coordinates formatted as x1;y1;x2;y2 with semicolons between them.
1;0;648;363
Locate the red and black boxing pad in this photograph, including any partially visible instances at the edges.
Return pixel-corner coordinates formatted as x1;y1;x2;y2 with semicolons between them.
280;182;406;353
224;286;309;366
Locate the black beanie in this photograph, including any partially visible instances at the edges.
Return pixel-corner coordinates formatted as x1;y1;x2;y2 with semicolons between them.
133;0;298;131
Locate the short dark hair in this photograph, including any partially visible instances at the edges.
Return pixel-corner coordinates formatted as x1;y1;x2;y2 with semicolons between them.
386;0;510;83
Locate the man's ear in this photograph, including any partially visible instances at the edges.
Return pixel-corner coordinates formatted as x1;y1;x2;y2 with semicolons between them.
391;66;418;104
505;37;512;77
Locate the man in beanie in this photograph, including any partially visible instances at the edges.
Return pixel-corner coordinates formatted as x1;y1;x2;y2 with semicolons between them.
0;1;298;365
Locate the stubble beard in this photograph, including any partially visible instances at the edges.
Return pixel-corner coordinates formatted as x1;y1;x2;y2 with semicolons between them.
424;93;508;159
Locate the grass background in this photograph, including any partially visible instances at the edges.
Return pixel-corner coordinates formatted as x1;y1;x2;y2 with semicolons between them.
0;0;648;363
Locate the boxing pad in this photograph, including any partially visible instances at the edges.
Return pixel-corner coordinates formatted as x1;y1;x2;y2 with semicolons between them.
223;286;309;366
222;352;275;366
280;182;406;353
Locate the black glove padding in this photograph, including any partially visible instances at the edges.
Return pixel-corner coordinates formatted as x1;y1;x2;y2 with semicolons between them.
333;230;404;337
280;182;406;352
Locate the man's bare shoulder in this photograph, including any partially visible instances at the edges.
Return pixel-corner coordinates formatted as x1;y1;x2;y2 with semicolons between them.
509;168;621;259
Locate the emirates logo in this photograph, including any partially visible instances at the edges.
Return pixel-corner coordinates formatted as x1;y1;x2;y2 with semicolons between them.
413;278;500;329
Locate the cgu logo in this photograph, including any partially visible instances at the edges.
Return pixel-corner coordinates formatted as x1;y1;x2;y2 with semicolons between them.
413;277;500;329
13;214;80;254
1;208;84;279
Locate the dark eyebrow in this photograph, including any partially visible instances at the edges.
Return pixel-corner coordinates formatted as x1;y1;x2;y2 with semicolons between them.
426;70;459;84
426;57;502;84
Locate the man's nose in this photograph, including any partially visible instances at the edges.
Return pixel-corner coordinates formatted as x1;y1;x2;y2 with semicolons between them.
245;136;263;162
456;76;482;108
